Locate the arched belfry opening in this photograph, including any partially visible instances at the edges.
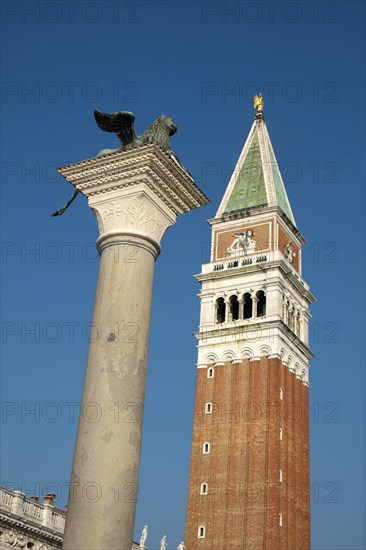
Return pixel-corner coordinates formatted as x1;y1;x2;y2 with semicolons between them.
229;295;239;321
243;293;253;319
256;290;266;317
216;298;226;323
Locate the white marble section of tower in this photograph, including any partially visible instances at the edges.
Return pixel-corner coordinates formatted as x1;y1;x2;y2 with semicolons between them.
196;112;315;381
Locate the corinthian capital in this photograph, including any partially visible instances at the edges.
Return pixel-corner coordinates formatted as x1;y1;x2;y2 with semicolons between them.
57;143;209;254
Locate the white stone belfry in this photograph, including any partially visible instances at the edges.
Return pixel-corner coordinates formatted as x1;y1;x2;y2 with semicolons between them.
57;144;209;550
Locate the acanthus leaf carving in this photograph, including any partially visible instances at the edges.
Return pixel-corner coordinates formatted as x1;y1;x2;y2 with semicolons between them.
120;195;148;229
92;194;170;242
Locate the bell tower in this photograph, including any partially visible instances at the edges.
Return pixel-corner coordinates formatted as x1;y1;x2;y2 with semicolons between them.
185;97;315;550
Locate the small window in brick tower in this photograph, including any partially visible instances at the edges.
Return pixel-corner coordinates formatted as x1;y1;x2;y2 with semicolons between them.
198;526;205;538
200;483;208;495
216;297;226;324
229;295;239;321
205;403;212;414
203;442;210;454
256;290;266;317
243;293;252;319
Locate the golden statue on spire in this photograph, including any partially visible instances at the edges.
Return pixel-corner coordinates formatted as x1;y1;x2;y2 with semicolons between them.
254;93;264;112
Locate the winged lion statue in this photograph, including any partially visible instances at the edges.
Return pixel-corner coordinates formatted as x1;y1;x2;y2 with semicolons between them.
52;110;179;217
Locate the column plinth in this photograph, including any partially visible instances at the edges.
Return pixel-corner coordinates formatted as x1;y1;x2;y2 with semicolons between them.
57;144;209;550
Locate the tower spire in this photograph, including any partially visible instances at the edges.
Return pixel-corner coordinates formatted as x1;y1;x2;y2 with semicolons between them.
216;97;294;224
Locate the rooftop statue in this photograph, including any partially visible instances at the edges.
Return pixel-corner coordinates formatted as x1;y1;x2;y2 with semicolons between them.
52;110;179;217
140;525;148;548
254;93;264;113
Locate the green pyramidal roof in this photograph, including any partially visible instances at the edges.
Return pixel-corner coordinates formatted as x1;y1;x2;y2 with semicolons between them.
268;144;293;222
224;133;267;212
218;116;295;224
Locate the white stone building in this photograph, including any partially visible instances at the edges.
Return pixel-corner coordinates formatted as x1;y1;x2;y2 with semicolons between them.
0;487;140;550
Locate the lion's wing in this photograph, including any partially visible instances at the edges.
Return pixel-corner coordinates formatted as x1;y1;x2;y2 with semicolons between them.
94;110;136;145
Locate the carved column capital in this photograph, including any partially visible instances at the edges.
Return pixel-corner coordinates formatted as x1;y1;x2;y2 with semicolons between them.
91;191;174;259
57;143;209;258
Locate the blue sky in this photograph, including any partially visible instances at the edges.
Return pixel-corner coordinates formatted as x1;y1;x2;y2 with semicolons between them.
1;1;365;549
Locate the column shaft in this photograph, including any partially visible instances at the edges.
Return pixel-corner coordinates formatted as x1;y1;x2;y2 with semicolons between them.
62;237;157;550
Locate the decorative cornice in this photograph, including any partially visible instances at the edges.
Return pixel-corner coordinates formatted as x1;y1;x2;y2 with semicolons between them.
195;319;314;361
196;257;315;304
57;144;209;216
0;515;63;545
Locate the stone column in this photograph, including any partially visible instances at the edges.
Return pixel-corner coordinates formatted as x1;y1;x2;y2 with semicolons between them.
11;491;25;518
225;297;230;323
238;295;244;320
283;296;287;323
58;144;209;550
252;295;257;318
42;502;54;529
